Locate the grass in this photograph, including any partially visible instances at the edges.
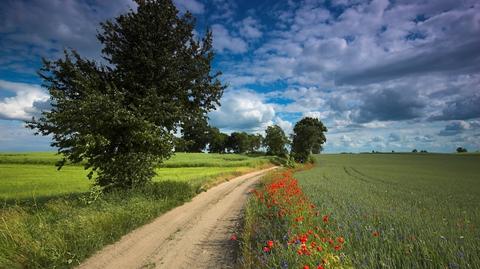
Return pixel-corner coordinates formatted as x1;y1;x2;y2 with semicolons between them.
295;153;480;268
0;152;273;268
0;152;271;201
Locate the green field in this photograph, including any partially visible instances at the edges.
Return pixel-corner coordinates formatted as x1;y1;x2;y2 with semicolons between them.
0;152;271;200
295;153;480;268
0;152;272;268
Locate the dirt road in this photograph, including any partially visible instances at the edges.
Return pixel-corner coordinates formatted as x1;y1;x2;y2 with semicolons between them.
77;167;276;269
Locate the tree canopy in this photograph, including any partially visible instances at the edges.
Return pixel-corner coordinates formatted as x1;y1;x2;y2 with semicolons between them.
27;0;225;189
291;117;327;162
264;125;289;157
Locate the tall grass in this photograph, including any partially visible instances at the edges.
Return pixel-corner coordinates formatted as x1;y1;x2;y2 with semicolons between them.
0;181;194;268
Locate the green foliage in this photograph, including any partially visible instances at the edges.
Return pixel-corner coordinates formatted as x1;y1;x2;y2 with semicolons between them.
296;153;480;268
27;0;225;189
291;117;327;162
456;146;468;153
208;127;229;153
264;125;289;157
180;116;211;152
227;132;263;154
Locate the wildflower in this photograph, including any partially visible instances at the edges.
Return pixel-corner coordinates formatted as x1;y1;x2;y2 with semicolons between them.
372;231;379;237
323;215;329;223
267;240;274;248
303;265;310;269
334;245;342;251
337;236;345;243
230;234;237;241
317;265;325;269
263;246;270;252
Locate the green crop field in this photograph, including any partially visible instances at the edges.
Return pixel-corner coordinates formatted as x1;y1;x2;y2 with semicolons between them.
295;153;480;268
0;152;271;201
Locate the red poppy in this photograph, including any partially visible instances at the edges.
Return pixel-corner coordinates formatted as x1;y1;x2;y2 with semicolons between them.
267;240;274;247
337;236;345;243
334;245;342;251
303;266;310;269
317;265;325;269
263;246;270;252
230;234;237;241
323;215;329;223
372;231;380;237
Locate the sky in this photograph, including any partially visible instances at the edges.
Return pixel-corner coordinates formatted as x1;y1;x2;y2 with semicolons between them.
0;0;479;153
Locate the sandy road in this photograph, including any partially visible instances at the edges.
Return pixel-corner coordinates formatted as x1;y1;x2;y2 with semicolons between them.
77;167;277;269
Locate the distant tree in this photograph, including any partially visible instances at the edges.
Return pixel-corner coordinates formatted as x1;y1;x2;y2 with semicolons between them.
420;150;428;153
291;117;328;163
181;116;210;152
247;133;263;153
412;149;418;153
174;137;191;152
264;125;289;157
208;127;228;153
27;0;225;189
456;147;468;153
227;132;250;153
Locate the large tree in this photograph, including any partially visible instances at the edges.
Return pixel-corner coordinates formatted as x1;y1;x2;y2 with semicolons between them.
27;0;225;189
291;117;327;162
264;125;289;157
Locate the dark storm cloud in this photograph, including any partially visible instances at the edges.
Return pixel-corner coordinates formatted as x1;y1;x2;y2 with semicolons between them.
431;94;480;121
438;121;470;136
353;89;425;123
337;39;480;85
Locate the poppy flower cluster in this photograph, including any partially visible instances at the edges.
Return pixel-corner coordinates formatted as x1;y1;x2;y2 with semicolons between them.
245;170;352;269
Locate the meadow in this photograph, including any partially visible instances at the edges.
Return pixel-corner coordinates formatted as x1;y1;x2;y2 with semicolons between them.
0;152;272;268
295;153;480;268
0;152;271;201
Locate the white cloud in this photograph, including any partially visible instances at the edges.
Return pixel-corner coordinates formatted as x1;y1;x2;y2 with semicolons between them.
239;17;263;39
0;80;49;120
208;89;275;132
173;0;205;14
211;24;248;54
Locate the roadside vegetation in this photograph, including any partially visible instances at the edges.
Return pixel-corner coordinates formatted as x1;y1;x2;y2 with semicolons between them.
240;168;352;269
0;153;272;268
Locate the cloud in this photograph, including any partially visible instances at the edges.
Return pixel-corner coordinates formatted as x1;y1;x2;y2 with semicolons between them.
173;0;205;14
0;80;49;120
211;24;248;53
431;94;480;121
238;17;263;39
208;89;275;132
0;0;136;73
353;89;425;123
438;121;470;136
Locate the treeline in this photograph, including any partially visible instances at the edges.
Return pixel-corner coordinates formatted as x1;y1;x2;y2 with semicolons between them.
175;116;328;163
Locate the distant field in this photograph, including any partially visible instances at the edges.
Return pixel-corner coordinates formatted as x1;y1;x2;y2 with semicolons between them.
296;153;480;268
0;152;271;200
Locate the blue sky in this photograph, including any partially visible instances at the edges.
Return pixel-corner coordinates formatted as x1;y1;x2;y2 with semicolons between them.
0;0;479;153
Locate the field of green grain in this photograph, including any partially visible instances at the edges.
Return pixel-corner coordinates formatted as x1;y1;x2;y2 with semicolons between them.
296;153;480;268
0;152;271;201
0;152;272;268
